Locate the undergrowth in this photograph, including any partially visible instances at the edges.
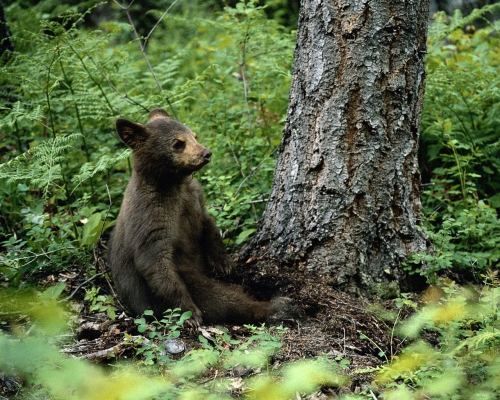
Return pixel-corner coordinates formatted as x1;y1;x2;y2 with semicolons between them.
1;1;500;399
329;277;500;400
1;1;498;287
407;5;500;283
4;278;500;399
0;290;346;399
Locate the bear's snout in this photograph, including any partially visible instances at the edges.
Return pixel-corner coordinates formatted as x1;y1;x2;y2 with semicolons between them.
201;148;212;163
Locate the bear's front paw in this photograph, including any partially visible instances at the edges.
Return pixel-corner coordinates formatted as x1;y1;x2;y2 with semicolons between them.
184;307;203;332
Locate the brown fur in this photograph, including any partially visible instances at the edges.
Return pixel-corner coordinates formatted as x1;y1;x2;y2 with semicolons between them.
108;108;288;327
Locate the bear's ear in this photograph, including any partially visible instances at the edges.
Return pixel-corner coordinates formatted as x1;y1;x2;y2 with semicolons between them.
147;108;171;122
116;118;148;149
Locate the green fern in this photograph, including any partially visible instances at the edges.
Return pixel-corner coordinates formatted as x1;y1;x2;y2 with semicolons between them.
423;9;500;202
453;331;500;355
428;4;500;44
71;149;131;193
0;133;81;198
1;102;44;127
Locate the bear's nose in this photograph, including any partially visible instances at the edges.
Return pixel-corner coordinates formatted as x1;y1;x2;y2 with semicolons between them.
202;149;212;162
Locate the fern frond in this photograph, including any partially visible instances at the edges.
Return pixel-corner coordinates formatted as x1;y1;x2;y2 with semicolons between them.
453;331;500;355
71;149;131;193
0;134;81;197
429;4;500;45
0;101;44;126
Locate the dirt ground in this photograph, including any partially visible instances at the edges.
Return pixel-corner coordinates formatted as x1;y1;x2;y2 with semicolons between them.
0;244;416;398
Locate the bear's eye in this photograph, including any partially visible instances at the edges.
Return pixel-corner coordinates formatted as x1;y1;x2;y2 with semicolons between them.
172;139;185;151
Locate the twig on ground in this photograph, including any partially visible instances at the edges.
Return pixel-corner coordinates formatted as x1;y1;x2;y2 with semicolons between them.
77;343;126;361
62;271;107;302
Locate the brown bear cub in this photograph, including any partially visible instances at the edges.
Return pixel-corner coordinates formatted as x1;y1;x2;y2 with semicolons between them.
108;108;289;327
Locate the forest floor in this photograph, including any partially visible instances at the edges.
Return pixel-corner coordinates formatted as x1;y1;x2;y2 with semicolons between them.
1;244;419;398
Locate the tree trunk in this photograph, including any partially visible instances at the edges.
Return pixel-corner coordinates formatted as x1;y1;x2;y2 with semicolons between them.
243;0;430;298
0;0;13;63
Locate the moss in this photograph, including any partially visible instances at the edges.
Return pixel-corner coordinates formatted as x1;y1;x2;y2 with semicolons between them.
371;280;400;299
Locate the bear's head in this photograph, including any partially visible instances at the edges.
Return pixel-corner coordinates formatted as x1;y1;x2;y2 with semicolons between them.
116;108;212;182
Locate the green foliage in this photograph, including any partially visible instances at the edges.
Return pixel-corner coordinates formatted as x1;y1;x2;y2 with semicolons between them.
127;314;347;399
408;6;500;281
129;308;192;366
0;2;296;394
423;8;500;202
181;0;294;245
0;0;294;285
367;281;500;400
406;200;500;283
246;359;347;400
4;1;500;399
1;289;344;399
0;198;85;287
129;313;290;386
1;3;131;285
84;285;117;320
0;288;170;399
227;324;287;361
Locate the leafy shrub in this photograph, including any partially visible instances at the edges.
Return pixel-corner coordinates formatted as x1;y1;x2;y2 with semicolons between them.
407;199;500;283
129;308;192;366
0;289;344;399
409;6;500;281
366;281;500;400
422;7;500;203
84;286;117;320
0;3;134;284
0;288;171;399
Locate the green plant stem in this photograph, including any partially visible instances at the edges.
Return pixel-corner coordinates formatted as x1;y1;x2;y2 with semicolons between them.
358;330;389;363
458;90;478;137
44;46;58;140
43;45;72;204
444;103;476;151
239;15;253;137
66;41;116;114
84;52;149;113
42;44;78;238
113;0;179;120
443;125;468;201
13;120;23;153
220;84;245;178
58;59;95;195
259;102;273;147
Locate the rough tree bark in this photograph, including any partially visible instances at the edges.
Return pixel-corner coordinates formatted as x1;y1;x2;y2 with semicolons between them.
0;0;13;63
244;0;430;297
